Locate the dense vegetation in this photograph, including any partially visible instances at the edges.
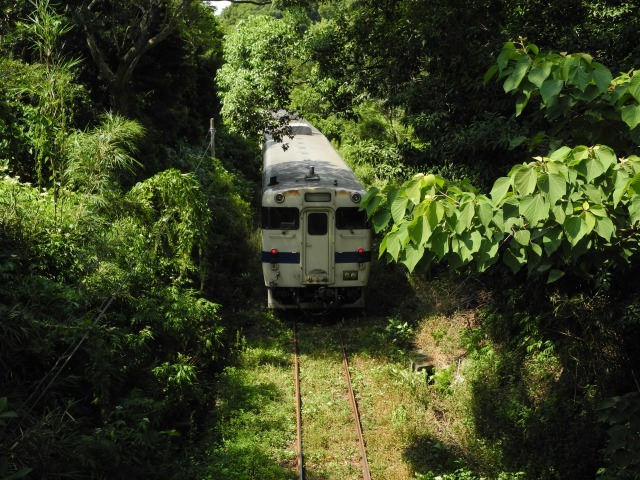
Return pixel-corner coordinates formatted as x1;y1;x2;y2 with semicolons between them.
1;0;639;478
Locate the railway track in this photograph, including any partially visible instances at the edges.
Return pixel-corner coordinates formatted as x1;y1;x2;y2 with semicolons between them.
292;318;371;480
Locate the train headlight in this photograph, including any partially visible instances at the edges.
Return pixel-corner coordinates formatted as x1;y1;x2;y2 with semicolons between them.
274;193;285;203
343;270;358;280
350;192;361;203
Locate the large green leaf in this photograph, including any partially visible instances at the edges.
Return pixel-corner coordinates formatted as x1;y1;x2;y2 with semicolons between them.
514;229;531;246
361;187;379;210
401;243;424;272
542;226;563;255
594;216;615;242
391;195;409;224
513;165;538;196
547;269;565;284
593;145;617;171
564;215;586;246
629;195;640;225
621;103;640;130
613;170;630;208
540;78;564;105
408;215;431;245
477;200;494;228
503;247;526;274
504;55;531;93
429;231;449;259
455;201;474;234
385;229;402;261
404;178;422;205
591;62;613;92
582;210;596;234
371;209;391;233
628;73;640;102
426;201;444;230
538;172;566;205
579;153;606;182
490;176;511;203
528;60;552;87
520;194;549;226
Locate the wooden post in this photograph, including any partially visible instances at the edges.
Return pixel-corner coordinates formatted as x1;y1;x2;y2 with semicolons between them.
209;118;216;158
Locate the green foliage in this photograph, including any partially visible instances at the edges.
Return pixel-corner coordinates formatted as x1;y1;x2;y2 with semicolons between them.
597;392;640;479
216;12;307;141
364;45;640;282
64;112;145;199
486;39;640;152
415;469;524;480
0;398;32;480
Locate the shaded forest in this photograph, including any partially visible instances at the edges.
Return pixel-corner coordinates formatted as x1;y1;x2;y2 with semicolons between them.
1;0;639;478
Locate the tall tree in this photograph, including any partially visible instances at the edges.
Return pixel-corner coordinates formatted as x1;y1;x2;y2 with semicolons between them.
74;0;199;116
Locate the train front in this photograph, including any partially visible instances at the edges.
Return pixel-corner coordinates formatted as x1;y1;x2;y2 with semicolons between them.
261;122;372;310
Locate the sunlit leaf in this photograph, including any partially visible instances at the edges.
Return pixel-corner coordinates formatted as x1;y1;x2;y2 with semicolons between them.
594;216;615;242
520;194;549;227
514;229;531;246
628;73;640;102
513;165;538;196
456;201;474;233
528;60;552;87
621;103;640;130
390;195;408;224
490;176;511;203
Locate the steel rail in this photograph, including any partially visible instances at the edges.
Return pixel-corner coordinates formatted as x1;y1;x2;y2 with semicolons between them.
293;320;304;480
339;325;372;480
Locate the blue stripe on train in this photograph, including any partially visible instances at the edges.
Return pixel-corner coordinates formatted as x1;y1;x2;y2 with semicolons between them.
261;251;371;263
334;251;372;263
261;251;300;264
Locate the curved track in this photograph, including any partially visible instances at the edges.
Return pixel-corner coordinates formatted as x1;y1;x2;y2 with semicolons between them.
292;318;371;480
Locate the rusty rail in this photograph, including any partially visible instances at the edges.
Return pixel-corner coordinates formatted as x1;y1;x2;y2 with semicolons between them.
339;325;372;480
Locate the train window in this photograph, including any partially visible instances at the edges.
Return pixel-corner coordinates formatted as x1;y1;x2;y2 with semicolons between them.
336;207;368;229
261;207;299;230
305;192;331;202
308;213;327;235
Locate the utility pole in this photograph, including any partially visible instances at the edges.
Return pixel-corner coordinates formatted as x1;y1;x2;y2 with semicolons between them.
209;118;216;158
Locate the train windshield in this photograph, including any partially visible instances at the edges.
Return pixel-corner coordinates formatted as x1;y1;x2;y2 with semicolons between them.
336;207;368;229
262;207;299;230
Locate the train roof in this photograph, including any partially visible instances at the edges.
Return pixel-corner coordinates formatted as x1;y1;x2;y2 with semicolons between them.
262;120;364;193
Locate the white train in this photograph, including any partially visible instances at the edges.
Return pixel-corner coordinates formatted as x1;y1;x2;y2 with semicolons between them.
261;119;372;310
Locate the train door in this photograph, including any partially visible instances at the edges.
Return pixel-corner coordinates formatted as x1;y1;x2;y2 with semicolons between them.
303;210;334;283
